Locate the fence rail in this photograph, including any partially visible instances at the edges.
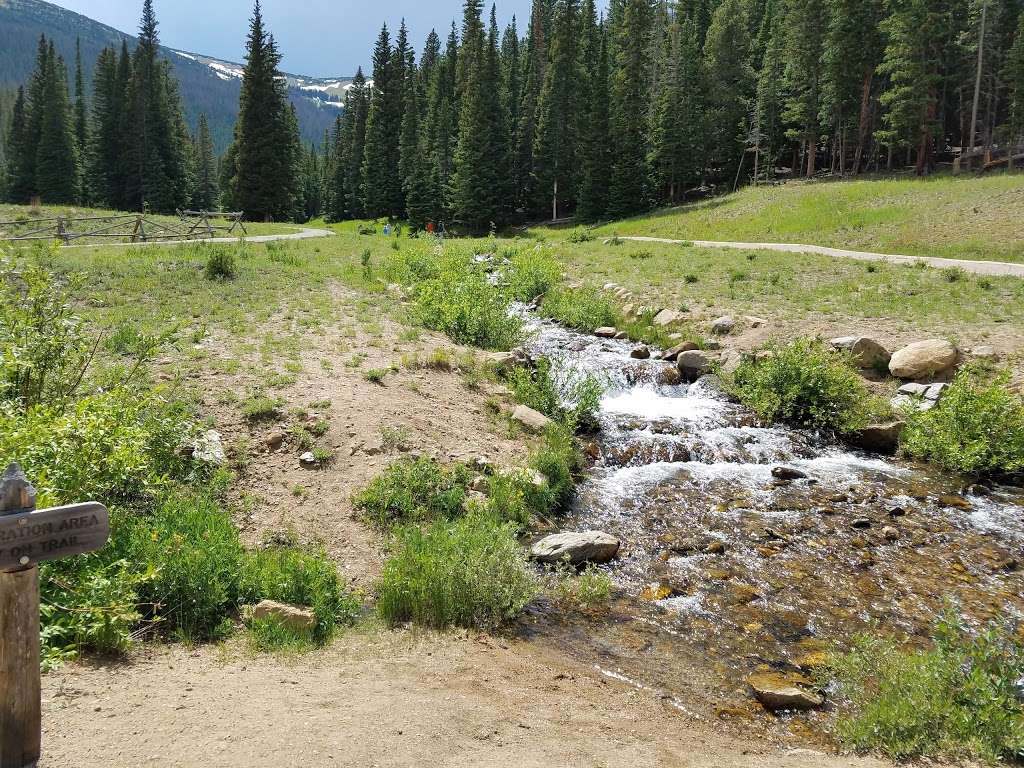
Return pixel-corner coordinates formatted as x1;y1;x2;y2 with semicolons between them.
0;211;248;245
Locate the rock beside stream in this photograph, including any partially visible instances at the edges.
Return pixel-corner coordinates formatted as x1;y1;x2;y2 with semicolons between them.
531;531;621;565
511;405;554;433
846;421;906;454
677;351;712;382
747;672;824;711
830;336;891;370
889;340;958;379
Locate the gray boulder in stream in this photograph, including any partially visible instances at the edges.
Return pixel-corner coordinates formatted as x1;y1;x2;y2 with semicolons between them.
530;531;621;565
677;350;712;382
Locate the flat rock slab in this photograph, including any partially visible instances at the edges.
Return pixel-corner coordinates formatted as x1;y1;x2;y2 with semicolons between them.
531;531;621;565
747;672;824;711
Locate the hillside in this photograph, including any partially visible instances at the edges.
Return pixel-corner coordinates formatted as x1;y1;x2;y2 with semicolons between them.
589;174;1024;264
0;0;347;151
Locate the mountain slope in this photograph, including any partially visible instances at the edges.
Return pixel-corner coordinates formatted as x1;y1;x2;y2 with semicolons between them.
0;0;348;151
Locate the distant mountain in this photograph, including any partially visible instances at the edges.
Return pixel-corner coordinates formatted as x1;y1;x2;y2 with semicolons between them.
0;0;350;152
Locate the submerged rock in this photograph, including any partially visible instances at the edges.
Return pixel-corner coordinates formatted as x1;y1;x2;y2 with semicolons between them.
530;531;621;565
747;672;824;711
772;466;808;481
889;340;958;379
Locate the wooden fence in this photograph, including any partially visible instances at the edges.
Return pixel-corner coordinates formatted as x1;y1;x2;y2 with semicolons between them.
954;144;1024;173
0;210;247;245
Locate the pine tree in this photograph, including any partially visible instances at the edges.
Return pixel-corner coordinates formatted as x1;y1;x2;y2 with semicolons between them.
362;24;405;217
33;44;79;204
533;0;581;219
516;0;551;214
1007;9;1024;141
607;0;654;217
648;19;705;203
398;34;423;210
229;1;301;220
877;0;957;175
449;0;506;231
344;68;370;218
703;0;755;186
753;2;786;181
782;0;827;177
88;45;129;208
821;0;885;173
191;113;219;210
421;28;459;222
73;38;90;203
6;87;32;203
577;20;611;220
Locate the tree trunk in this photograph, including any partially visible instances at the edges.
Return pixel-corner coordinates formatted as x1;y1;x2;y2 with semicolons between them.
853;69;873;174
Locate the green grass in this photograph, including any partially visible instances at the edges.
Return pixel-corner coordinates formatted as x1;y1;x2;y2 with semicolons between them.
353;457;474;528
574;173;1024;263
826;616;1024;763
376;512;538;630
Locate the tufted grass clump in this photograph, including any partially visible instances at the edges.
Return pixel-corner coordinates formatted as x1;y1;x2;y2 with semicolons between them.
731;338;883;433
825;616;1024;763
504;357;603;432
376;512;537;630
901;366;1024;476
353;457;473;528
203;244;237;280
506;248;562;302
538;286;618;333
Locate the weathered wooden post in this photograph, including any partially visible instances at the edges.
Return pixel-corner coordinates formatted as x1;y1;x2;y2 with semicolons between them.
0;464;110;768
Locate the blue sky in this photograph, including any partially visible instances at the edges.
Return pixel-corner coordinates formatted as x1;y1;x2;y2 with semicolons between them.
50;0;535;76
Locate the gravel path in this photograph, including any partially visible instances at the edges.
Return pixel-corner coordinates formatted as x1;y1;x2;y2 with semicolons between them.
621;236;1024;277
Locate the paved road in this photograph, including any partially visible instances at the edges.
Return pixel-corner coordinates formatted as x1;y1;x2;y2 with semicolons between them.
62;227;335;249
620;236;1024;278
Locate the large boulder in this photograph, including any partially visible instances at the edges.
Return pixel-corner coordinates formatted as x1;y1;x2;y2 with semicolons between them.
661;341;699;362
889;340;958;380
830;336;891;371
677;350;712;382
530;531;621;565
747;672;824;711
711;316;736;336
249;600;317;633
511;405;553;434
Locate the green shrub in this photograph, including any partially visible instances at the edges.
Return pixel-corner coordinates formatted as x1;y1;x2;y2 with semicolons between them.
241;395;283;422
506;248;561;301
505;358;603;432
125;492;246;643
204;244;237;280
566;228;594;243
539;286;618;333
731;339;880;433
413;255;522;350
377;513;537;629
826;616;1024;762
901;367;1024;476
353;457;473;527
240;547;360;645
526;424;583;515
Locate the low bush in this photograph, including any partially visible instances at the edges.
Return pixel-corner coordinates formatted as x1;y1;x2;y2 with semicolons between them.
413;254;522;350
240;547;361;645
545;564;613;610
826;616;1024;763
525;424;583;515
506;248;561;302
539;286;618;333
901;366;1024;476
376;513;537;629
566;228;594;243
353;457;473;527
204;244;237;280
731;339;881;433
504;358;603;432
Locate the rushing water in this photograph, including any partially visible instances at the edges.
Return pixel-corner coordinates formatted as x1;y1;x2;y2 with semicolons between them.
516;310;1024;730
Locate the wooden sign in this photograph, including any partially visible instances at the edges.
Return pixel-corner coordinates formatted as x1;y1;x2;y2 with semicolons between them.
0;502;109;571
0;463;111;768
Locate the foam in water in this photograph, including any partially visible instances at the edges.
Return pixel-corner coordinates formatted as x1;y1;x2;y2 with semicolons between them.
601;387;724;423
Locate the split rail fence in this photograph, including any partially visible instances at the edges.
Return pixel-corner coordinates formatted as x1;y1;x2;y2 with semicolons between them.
0;210;247;245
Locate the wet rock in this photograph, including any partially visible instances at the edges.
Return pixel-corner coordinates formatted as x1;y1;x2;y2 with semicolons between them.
830;336;891;370
677;350;712;382
851;517;872;529
511;405;553;434
747;672;824;711
730;584;761;605
530;531;621;565
846;421;905;455
938;494;972;510
882;526;899;542
889;339;959;380
705;541;726;555
655;366;683;386
711;315;736;335
641;579;687;601
595;327;618;338
249;600;317;632
631;346;651;360
692;374;731;400
661;341;699;362
771;466;807;481
614;331;629;340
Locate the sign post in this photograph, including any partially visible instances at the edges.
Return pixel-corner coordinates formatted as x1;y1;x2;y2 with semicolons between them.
0;464;110;768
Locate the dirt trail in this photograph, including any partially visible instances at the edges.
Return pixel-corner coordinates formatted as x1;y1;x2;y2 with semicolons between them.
621;236;1024;277
42;631;889;768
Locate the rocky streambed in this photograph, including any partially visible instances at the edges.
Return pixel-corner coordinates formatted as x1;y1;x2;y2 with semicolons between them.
516;311;1024;737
